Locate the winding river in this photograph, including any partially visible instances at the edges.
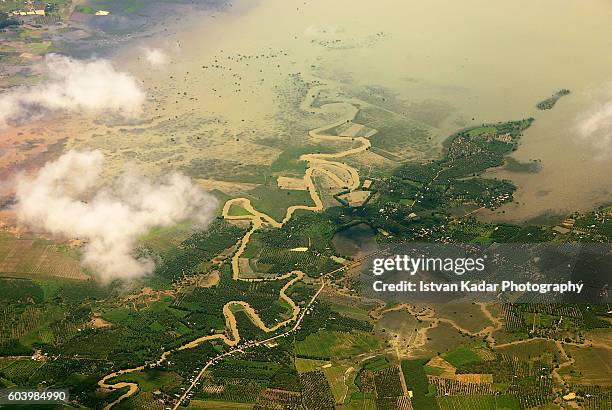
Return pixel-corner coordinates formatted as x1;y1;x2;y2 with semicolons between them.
97;77;376;408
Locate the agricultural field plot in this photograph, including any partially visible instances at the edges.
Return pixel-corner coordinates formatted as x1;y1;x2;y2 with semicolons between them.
328;121;377;139
188;400;254;409
494;339;561;361
299;370;335;410
572;386;612;410
295;358;331;373
500;304;586;339
0;235;86;280
362;356;392;372
401;360;438;410
562;346;612;386
138;221;195;254
507;376;554;409
424;356;456;378
226;203;252;217
352;106;438;162
321;292;377;321
295;330;382;360
324;364;359;405
342;148;398;180
0;278;46;303
296;357;355;404
337;190;372;207
441;345;485;368
0;357;19;370
428;376;496;396
456;353;549;385
277;176;308;191
490;328;528;345
312;172;347;208
112;369;182;393
247;184;315;222
0;0;71;15
0;359;43;385
344;395;378;410
436;395;498;410
2;303;56;347
240;216;343;278
584;328;612;348
270;143;337;177
197;377;264;404
373;365;405;398
254;387;303;409
255;246;338;278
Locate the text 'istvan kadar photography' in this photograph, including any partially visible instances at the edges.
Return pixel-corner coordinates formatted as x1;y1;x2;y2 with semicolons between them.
0;0;610;409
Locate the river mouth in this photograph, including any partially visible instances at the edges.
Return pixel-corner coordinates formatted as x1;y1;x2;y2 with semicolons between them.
332;223;378;259
71;0;612;221
7;0;610;224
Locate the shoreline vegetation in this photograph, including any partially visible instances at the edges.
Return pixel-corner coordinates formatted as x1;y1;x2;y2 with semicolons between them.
536;89;570;110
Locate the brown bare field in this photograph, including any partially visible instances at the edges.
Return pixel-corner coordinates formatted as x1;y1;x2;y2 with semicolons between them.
338;190;371;207
584;328;612;349
238;257;257;277
197;270;220;288
425;357;492;384
277;176;307;190
90;317;113;328
332;121;377;138
426;356;457;378
456;373;493;384
344;149;398;172
0;119;68;183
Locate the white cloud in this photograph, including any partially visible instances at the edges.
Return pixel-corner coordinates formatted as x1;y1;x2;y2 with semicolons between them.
0;54;145;128
15;150;218;281
142;47;168;67
576;99;612;157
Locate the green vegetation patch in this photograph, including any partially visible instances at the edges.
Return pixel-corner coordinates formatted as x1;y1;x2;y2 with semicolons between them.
295;330;380;359
247;184;313;222
437;395;497;410
0;278;44;303
271;144;333;175
112;369;181;392
295;358;330;373
353;106;435;160
441;345;483;367
362;356;390;372
227;204;251;217
155;219;245;281
401;359;438;409
536;89;570;110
